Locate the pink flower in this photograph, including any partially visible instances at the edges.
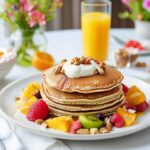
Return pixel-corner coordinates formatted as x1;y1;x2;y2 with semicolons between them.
143;0;150;11
121;0;130;4
20;0;33;12
29;10;46;28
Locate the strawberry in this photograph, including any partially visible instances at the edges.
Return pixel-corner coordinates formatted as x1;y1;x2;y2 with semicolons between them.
69;120;82;134
27;100;49;121
121;83;129;93
136;101;149;112
124;102;136;111
111;113;124;128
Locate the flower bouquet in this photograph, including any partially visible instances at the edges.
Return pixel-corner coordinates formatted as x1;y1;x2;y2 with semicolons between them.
120;0;150;38
0;0;63;66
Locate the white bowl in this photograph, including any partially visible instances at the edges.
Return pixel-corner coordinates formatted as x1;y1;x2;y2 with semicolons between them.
0;53;16;80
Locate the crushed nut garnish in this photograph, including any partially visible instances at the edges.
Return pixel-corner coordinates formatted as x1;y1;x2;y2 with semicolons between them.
53;65;63;74
76;128;90;134
105;117;112;131
35;119;44;125
15;97;20;101
61;59;67;64
90;128;99;135
99;127;110;134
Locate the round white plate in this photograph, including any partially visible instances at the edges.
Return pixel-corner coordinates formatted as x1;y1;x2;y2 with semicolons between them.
0;73;150;140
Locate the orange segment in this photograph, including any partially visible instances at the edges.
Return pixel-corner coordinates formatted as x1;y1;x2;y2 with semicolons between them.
0;51;4;57
32;51;55;71
125;86;146;105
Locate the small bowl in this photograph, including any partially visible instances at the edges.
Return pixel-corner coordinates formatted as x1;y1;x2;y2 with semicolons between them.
0;49;16;80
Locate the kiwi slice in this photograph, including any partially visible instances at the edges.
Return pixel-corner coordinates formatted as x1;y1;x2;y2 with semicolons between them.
79;115;104;129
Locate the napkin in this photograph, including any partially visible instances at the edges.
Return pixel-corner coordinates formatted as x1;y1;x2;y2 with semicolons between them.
15;127;70;150
0;117;70;150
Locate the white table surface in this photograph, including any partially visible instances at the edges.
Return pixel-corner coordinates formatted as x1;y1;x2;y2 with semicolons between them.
0;29;150;150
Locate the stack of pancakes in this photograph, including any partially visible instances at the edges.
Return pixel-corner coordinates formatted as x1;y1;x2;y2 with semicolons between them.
41;66;125;116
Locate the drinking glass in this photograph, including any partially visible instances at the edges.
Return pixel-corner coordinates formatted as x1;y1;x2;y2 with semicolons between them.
81;0;111;61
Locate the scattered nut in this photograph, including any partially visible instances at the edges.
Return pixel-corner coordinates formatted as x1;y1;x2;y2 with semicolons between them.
90;128;99;135
61;59;67;64
99;127;110;134
76;128;90;134
53;65;62;74
104;117;112;131
35;119;44;125
135;62;147;68
15;97;20;101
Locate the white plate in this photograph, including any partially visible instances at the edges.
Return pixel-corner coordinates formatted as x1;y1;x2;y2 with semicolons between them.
0;73;150;140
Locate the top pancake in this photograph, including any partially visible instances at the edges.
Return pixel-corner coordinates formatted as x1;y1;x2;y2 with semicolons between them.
43;66;123;93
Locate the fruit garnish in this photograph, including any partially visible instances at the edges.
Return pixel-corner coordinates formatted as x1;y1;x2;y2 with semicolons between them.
79;115;104;129
124;101;136;111
121;83;129;93
32;51;55;71
125;85;146;105
97;114;104;120
124;40;145;51
27;100;49;121
135;101;149;112
21;82;41;100
16;96;38;115
111;113;124;128
34;91;42;99
69;120;82;134
46;116;73;132
117;107;137;127
0;51;4;57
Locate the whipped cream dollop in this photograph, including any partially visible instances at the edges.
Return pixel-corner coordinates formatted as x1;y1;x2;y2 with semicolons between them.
62;60;105;78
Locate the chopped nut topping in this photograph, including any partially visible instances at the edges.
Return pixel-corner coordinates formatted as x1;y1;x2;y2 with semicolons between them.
99;127;110;134
135;62;147;68
35;119;44;125
61;59;67;64
90;128;99;135
53;65;63;74
76;128;90;134
104;117;112;132
15;97;20;101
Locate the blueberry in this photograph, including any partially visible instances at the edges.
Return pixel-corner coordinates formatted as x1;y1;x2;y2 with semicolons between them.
97;114;104;120
34;91;42;99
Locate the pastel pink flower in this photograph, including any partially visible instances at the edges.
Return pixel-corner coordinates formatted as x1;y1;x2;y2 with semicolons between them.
143;0;150;11
29;10;46;28
121;0;130;4
20;0;33;12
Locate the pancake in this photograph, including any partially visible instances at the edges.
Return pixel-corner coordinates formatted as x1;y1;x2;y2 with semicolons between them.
43;66;123;93
41;83;124;105
41;89;125;112
48;98;125;116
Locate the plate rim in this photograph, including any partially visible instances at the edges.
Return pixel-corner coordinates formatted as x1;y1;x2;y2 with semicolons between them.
0;73;150;141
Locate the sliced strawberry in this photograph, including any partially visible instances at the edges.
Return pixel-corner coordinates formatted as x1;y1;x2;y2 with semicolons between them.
111;113;124;128
124;102;136;111
69;120;82;134
122;83;129;93
136;101;149;112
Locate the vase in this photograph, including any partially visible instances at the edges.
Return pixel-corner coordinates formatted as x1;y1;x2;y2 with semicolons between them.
134;20;150;39
9;28;47;66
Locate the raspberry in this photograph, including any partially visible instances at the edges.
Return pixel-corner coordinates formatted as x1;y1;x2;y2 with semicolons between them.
69;120;82;134
111;113;124;128
121;83;129;93
136;101;149;112
27;100;49;121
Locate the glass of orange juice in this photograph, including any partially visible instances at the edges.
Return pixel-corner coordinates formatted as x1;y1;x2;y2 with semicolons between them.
81;0;111;61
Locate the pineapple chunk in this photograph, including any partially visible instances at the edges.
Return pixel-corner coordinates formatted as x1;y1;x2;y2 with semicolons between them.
46;116;74;132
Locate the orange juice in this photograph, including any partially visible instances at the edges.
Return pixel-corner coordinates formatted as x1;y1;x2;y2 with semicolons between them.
82;12;111;61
